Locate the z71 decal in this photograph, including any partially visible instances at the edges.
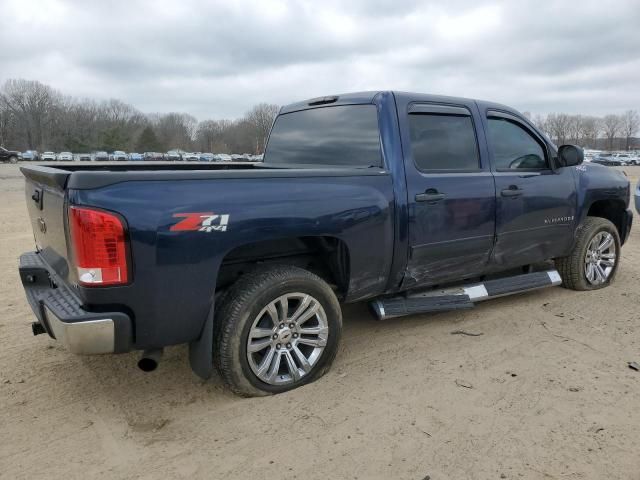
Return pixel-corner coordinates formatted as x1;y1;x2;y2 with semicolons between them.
170;212;230;232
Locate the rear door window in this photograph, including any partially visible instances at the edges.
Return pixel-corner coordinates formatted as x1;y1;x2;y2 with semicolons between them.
408;113;480;171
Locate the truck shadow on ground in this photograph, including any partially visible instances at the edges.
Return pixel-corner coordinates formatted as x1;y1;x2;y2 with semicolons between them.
58;291;553;411
64;302;387;405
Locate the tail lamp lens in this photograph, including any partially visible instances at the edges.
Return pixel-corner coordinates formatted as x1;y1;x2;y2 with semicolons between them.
69;206;129;286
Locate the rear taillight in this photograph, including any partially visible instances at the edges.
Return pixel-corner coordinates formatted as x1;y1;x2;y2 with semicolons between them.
69;206;129;286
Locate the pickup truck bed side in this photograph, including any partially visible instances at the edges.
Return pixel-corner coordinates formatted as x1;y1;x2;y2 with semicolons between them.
68;174;394;346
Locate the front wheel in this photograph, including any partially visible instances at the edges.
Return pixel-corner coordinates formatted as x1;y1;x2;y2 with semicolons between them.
214;265;342;396
555;217;621;291
9;156;18;164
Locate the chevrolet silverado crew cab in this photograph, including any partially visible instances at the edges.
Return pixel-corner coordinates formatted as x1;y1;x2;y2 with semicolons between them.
17;92;632;396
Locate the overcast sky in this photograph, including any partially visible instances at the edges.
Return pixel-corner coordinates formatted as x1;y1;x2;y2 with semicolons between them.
1;0;639;120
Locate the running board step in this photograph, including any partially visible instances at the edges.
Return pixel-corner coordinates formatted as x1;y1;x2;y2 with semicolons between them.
371;270;562;320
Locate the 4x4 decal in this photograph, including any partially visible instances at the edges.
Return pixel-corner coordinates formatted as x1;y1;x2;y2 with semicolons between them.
170;212;230;232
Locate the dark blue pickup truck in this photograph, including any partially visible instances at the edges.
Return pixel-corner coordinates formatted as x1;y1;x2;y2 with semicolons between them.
18;91;632;396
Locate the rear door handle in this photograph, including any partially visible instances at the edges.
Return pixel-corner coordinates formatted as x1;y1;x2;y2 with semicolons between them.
415;189;445;203
501;186;522;197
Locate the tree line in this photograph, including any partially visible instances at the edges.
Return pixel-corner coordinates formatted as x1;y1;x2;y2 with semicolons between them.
1;78;638;154
0;79;279;154
529;110;639;151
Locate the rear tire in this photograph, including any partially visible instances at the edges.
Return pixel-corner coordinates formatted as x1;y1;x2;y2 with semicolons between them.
9;156;18;164
555;217;620;291
214;265;342;397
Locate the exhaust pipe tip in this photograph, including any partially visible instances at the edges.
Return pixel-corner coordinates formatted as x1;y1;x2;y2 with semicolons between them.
138;348;163;372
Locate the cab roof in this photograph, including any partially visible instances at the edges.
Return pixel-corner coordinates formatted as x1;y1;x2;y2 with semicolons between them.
279;90;520;118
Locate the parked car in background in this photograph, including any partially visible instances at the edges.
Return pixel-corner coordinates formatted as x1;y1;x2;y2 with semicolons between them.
77;153;92;162
183;152;199;161
143;152;164;161
592;158;623;167
592;153;623;166
41;152;57;161
214;153;232;162
230;154;243;161
56;152;74;161
93;151;109;161
165;150;183;161
614;153;639;165
199;153;214;162
109;151;128;161
21;150;39;161
0;146;21;163
128;153;143;161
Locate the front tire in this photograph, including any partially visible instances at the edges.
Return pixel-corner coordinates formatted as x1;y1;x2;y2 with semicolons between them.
214;265;342;396
555;217;620;291
9;156;18;164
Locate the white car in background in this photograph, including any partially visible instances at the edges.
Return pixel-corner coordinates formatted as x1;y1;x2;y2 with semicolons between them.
109;151;128;161
41;152;57;161
182;152;200;161
215;154;232;162
614;153;639;165
56;152;74;161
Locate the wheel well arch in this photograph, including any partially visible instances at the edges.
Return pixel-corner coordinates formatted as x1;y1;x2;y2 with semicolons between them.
586;199;626;241
217;236;351;299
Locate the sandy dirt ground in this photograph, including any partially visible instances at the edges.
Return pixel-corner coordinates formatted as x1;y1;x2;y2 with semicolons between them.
1;163;639;480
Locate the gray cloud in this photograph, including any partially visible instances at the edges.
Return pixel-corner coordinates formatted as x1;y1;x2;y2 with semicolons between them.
1;0;638;119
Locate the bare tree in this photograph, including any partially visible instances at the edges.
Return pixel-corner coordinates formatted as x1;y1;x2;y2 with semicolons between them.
0;79;61;150
602;114;622;151
245;103;279;154
153;112;197;151
532;114;552;139
578;116;600;148
196;119;236;152
567;115;583;145
545;113;571;145
621;110;639;150
0;102;16;147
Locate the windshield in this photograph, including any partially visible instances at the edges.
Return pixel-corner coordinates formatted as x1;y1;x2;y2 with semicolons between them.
264;105;382;167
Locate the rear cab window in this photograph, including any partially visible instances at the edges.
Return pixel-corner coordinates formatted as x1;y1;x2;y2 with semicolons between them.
263;105;382;167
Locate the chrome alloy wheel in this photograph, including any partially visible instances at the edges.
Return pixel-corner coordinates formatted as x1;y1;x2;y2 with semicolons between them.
584;231;616;285
247;293;328;386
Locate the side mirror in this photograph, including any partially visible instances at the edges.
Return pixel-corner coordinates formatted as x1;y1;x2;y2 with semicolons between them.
557;145;584;167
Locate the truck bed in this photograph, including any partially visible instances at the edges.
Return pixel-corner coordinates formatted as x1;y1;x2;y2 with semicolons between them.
21;162;384;190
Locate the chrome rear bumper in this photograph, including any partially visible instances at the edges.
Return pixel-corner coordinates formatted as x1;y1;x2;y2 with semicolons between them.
19;251;131;354
43;306;115;354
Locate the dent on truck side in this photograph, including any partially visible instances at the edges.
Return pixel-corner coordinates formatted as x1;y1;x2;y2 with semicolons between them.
70;174;394;365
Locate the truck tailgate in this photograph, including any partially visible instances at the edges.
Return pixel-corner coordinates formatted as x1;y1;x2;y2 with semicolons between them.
21;166;72;281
